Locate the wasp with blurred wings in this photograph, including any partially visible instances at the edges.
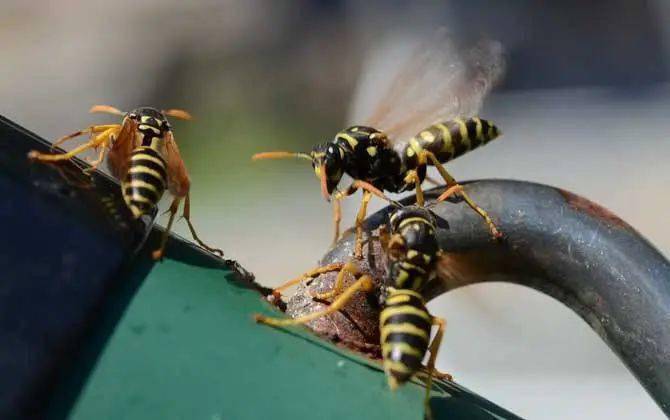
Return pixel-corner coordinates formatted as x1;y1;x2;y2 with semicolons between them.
28;105;223;260
253;31;505;258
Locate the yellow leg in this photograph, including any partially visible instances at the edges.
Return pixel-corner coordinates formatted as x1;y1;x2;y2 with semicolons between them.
182;193;224;257
422;316;448;420
83;143;110;174
332;197;342;245
50;124;120;151
255;272;374;327
422;151;501;239
29;126;120;163
271;263;345;299
404;170;424;207
152;197;181;260
311;261;359;300
354;191;372;259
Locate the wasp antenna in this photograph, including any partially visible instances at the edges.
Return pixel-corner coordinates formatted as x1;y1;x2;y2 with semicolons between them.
163;109;193;121
89;105;125;116
251;151;312;161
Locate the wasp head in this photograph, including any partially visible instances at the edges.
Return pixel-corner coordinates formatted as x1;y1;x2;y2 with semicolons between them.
127;107;171;134
310;142;344;200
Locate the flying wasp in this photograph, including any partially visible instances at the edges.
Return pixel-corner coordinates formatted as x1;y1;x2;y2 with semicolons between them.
28;105;223;260
253;31;505;258
256;205;451;413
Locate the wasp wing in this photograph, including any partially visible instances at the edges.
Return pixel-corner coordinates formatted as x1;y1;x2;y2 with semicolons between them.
107;117;137;180
352;29;505;143
164;131;191;198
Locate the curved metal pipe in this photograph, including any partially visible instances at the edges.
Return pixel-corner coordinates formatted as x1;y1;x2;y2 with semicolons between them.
285;179;670;415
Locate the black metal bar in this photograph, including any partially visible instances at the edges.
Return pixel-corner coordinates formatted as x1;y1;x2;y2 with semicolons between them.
0;116;154;419
290;180;670;416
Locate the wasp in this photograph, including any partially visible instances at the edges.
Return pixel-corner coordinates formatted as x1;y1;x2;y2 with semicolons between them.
255;205;451;413
253;31;504;258
28;105;223;260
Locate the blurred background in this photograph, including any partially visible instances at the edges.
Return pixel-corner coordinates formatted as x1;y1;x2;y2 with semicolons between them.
2;1;669;418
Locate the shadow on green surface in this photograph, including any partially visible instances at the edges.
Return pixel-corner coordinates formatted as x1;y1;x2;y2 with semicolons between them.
45;231;249;419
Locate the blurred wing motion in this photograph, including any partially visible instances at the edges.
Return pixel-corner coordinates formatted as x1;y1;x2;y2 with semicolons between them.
352;29;505;142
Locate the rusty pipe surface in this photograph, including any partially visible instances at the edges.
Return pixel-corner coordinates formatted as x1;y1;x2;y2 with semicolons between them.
284;179;670;415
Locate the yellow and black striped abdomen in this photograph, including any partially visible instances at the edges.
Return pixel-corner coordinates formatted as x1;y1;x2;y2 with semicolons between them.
122;147;167;219
380;289;432;389
411;117;500;163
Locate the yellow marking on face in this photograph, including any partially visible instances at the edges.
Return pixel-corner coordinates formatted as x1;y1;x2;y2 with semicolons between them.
381;323;429;343
420;130;435;142
314;166;321;177
139;124;161;135
141;115;152;123
382;342;425;359
406;147;415;157
366;146;377;157
380;306;432;325
407;250;419;259
411;276;424;290
351;127;359;132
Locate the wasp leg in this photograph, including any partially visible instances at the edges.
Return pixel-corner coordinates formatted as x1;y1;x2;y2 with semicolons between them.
152;197;181;260
29;126;120;163
331;184;359;244
422;151;501;239
181;193;224;257
354;191;372;259
418;316;448;420
404;170;425;207
49;124;120;152
311;261;360;300
332;196;343;245
271;263;345;300
83;140;113;174
255;272;374;327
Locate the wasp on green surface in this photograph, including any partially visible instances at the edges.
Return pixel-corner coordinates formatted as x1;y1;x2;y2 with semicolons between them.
28;105;223;260
256;204;452;414
253;30;505;258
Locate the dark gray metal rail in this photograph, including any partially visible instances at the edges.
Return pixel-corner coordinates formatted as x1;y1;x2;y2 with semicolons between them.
286;180;670;416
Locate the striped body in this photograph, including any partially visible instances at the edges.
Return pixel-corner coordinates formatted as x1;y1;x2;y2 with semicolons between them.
381;288;431;387
398;117;500;177
122;146;168;219
120;107;173;219
381;206;441;388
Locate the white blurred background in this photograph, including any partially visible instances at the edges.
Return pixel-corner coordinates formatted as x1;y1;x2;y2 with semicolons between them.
2;1;669;418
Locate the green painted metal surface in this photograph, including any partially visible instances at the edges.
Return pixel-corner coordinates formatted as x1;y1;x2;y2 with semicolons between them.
49;236;520;420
